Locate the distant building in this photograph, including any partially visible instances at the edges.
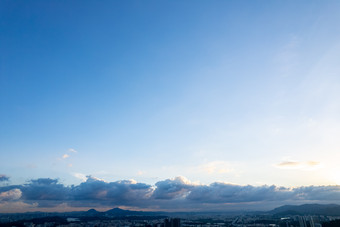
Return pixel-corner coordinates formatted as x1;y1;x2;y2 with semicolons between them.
171;218;180;227
164;218;180;227
299;216;307;227
164;218;170;227
308;216;315;227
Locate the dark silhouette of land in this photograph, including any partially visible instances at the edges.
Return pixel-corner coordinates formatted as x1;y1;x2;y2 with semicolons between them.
1;204;340;226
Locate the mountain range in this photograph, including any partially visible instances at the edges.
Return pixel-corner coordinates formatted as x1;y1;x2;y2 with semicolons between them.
269;204;340;216
2;204;340;218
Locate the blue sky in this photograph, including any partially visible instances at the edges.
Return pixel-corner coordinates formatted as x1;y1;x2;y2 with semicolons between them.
1;0;340;212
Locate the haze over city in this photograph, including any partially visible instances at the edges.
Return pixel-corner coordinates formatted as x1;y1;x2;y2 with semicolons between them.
1;0;340;213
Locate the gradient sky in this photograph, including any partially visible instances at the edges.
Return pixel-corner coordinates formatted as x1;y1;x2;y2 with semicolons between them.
1;0;340;212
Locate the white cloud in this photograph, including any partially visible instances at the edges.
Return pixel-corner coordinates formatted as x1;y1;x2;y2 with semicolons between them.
62;154;70;159
0;189;22;201
275;160;321;170
69;148;77;153
72;173;87;182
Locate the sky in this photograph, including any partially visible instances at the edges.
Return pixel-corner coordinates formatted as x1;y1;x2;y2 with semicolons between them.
1;0;340;212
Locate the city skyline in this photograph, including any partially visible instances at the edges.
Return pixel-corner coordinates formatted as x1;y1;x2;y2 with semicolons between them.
1;0;340;212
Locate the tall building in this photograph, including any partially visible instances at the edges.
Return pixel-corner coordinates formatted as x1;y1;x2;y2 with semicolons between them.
164;218;180;227
299;216;307;227
309;216;315;227
171;218;180;227
164;218;171;227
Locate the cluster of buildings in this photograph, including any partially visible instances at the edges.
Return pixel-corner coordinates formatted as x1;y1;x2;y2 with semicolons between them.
2;213;340;227
18;218;181;227
298;215;322;227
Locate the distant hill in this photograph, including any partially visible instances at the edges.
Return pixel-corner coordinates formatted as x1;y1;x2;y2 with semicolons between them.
269;204;340;216
0;208;169;225
85;208;100;216
105;207;165;216
105;207;141;216
3;203;340;225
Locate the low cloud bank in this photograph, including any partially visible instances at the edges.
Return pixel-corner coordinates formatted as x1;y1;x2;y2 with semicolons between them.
1;176;340;212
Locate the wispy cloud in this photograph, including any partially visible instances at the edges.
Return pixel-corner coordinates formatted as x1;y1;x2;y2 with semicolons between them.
277;161;301;168
69;148;77;153
57;148;79;166
276;160;321;170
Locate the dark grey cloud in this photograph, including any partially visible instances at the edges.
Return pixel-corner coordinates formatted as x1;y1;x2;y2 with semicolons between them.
1;176;340;211
0;176;153;208
70;176;153;206
0;174;9;182
294;185;340;201
153;177;193;200
21;178;69;201
187;183;293;203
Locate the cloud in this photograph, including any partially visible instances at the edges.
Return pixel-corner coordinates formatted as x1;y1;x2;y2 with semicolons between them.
62;154;70;159
187;183;293;203
294;185;340;201
153;176;193;200
21;179;69;202
59;149;77;161
73;173;87;182
276;160;321;170
0;189;22;201
1;176;340;212
70;176;153;207
277;161;301;167
0;201;38;213
0;174;9;182
69;148;77;153
306;161;320;166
